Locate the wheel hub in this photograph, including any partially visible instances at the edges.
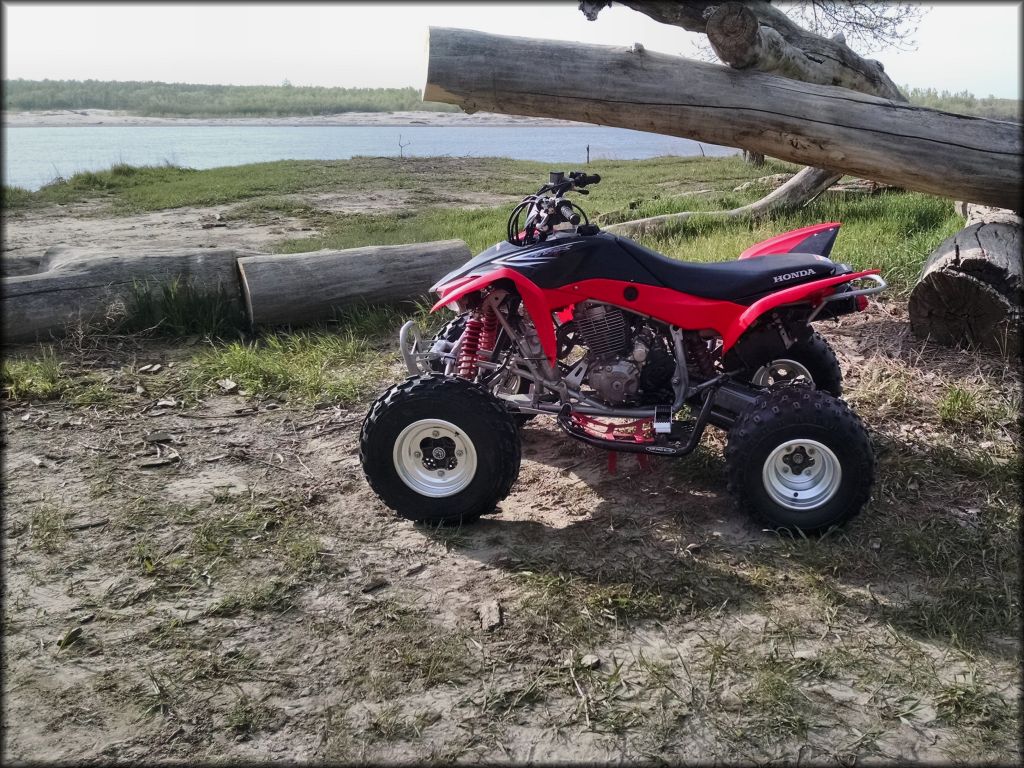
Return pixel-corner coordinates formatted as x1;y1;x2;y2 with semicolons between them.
762;439;841;511
752;358;814;388
393;419;477;498
421;438;458;470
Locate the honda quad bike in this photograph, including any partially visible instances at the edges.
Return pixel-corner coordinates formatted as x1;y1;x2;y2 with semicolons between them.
360;170;886;534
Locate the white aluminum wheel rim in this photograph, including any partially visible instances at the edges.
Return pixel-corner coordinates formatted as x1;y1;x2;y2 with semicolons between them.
393;418;478;498
762;438;842;511
752;358;814;388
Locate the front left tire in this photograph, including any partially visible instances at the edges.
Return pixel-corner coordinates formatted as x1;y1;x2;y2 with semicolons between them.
360;375;521;525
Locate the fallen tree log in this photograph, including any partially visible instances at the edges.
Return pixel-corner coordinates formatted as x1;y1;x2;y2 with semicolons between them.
733;174;901;195
2;248;243;344
238;240;472;327
3;241;472;344
908;205;1022;354
424;28;1021;210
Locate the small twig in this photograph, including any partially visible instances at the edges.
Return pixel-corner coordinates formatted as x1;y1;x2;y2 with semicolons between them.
248;455;312;478
311;419;361;437
178;411;256;420
567;655;591;728
293;452;314;477
66;518;110;531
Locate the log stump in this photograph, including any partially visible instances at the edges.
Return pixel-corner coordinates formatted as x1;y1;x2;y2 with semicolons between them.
908;208;1022;354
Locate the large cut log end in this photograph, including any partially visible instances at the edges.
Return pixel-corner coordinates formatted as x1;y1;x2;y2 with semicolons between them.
908;270;1019;354
706;2;762;70
909;216;1022;355
422;27;469;108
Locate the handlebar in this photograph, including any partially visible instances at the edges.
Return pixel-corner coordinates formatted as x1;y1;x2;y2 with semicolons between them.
571;172;601;187
509;170;599;245
558;202;581;226
538;170;602;196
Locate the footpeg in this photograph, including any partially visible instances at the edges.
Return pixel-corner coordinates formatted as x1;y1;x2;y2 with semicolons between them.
654;405;672;434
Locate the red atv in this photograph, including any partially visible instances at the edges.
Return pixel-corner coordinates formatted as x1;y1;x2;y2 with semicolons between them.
360;171;886;533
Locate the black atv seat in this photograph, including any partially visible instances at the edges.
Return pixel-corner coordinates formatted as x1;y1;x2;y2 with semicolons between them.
616;237;838;302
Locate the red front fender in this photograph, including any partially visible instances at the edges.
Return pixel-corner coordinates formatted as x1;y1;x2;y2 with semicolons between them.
431;268;561;364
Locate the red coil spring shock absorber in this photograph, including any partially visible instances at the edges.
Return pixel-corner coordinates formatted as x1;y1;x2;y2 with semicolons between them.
456;312;484;378
456;308;499;379
477;309;499;366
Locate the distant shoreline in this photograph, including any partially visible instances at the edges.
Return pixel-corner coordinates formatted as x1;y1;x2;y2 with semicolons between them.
3;109;587;129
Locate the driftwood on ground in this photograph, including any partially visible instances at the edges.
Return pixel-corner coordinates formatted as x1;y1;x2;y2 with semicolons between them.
733;175;901;195
424;28;1020;211
3;241;471;344
3;248;244;344
604;166;840;236
237;240;472;327
908;204;1022;354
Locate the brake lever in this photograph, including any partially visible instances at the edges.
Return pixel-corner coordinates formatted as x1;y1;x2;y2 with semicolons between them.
575;188;589;195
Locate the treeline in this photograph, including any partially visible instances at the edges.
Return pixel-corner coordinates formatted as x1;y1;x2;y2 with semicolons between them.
904;86;1020;122
2;79;461;116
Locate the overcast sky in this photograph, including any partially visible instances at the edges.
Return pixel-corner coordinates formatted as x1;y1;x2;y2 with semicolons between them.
2;2;1020;98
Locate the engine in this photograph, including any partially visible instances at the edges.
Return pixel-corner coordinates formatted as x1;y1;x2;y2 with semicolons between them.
573;301;675;406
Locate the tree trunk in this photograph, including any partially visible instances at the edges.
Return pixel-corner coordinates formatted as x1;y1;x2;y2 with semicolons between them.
237;240;472;328
581;0;905;100
582;2;907;231
423;27;1021;210
2;248;244;344
604;165;839;236
908;205;1022;354
742;150;766;167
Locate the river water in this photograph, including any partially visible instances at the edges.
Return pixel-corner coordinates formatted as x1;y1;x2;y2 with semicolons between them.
3;125;738;190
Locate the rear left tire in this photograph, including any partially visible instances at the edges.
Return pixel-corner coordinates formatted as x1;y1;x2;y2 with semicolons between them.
729;331;844;397
725;387;874;534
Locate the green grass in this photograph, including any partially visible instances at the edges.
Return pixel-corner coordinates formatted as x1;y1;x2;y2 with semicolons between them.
1;349;65;400
209;578;296;617
904;86;1021;122
188;329;386;403
2;185;33;208
120;276;247;337
3;79;459;117
226;695;273;734
3;156;537;212
3;155;961;299
29;503;69;553
937;384;984;426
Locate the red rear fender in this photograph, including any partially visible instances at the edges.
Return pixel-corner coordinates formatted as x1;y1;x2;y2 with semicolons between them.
739;222;842;260
723;269;880;349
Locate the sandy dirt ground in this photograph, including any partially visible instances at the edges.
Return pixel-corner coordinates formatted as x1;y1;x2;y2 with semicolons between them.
1;187;512;278
2;185;1020;762
3;306;1020;763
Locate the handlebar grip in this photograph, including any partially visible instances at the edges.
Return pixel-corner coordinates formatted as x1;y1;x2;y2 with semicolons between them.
558;203;581;226
574;173;601;187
